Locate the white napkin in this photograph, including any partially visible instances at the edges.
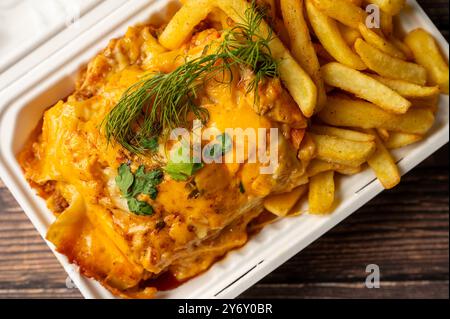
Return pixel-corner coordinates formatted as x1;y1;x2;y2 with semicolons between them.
0;0;100;62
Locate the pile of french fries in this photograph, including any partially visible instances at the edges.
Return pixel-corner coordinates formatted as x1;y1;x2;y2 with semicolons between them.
164;0;448;216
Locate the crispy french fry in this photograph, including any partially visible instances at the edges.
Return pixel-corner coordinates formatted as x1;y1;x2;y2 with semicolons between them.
306;0;366;70
307;159;360;177
366;0;405;15
321;62;411;114
410;95;440;113
367;74;440;98
159;0;214;50
380;12;393;37
390;37;414;60
355;39;427;85
264;185;308;216
310;125;375;142
358;23;406;59
339;23;361;46
377;128;390;142
309;171;335;214
366;130;401;189
311;0;366;29
318;96;435;135
281;0;327;109
385;132;423;149
310;133;376;167
307;159;338;177
405;28;449;94
335;165;362;175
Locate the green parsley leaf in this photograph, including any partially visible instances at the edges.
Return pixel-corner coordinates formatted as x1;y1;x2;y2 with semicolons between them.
132;166;163;199
239;181;246;194
116;164;163;216
127;197;153;216
165;162;204;181
115;164;134;196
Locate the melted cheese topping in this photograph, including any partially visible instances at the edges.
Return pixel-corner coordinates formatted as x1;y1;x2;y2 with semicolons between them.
19;25;308;298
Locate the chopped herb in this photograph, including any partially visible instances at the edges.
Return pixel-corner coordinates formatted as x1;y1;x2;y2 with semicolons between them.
239;181;246;194
115;164;134;196
140;136;159;152
116;163;163;216
165;162;204;181
155;220;166;230
127;197;153;216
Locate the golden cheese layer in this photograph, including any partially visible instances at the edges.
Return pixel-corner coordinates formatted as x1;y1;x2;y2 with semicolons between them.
19;25;308;298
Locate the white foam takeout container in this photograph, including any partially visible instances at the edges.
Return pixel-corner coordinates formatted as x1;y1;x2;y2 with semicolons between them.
0;0;448;299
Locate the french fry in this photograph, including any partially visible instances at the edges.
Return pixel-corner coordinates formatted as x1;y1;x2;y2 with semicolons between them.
366;130;401;189
390;37;414;60
281;0;327;109
410;95;440;113
306;0;366;70
307;159;338;177
339;23;361;46
367;74;440;98
310;125;375;142
380;12;393;37
159;0;214;50
264;185;308;216
318;96;435;135
310;133;376;167
309;171;335;214
366;0;405;15
405;28;449;94
358;23;406;59
321;62;411;114
311;0;366;29
377;128;390;142
355;39;427;85
335;165;363;175
307;159;361;177
385;132;423;149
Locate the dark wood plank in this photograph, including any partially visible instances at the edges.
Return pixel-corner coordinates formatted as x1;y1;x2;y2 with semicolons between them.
0;0;448;299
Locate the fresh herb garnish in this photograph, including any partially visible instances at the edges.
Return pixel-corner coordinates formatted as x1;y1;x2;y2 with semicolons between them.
115;163;163;216
103;1;278;154
165;162;204;181
239;181;246;194
140;136;159;152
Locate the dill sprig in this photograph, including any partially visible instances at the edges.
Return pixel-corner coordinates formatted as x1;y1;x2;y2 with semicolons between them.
103;1;279;154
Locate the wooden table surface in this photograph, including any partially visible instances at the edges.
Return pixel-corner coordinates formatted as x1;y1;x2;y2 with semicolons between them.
0;0;448;299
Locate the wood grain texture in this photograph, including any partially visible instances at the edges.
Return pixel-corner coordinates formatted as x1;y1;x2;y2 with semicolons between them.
0;0;448;299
